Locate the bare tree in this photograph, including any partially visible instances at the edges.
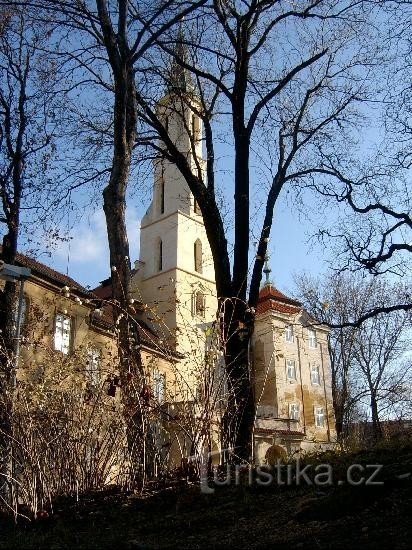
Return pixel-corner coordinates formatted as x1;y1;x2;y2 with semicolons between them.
0;7;70;362
303;0;412;324
296;272;411;442
352;294;410;441
134;0;373;459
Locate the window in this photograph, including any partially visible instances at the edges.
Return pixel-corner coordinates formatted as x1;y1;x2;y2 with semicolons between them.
54;313;71;354
153;369;166;403
289;403;300;421
157;239;163;271
194;239;203;273
86;348;100;387
192;290;205;317
314;407;325;428
286;358;297;380
310;363;321;385
285;324;294;343
308;329;317;349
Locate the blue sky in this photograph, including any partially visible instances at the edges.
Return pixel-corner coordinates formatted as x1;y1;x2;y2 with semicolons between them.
43;187;331;297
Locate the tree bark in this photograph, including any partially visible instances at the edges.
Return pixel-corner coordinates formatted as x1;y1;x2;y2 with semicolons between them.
370;392;382;442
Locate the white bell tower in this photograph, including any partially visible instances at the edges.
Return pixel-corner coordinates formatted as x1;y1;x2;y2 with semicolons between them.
131;46;216;357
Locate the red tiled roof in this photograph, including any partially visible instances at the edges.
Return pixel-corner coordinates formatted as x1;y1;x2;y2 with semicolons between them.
93;280;113;299
2;249;172;356
4;251;92;296
257;284;301;315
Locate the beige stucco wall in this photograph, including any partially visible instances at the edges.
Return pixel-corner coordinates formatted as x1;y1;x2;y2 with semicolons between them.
131;89;217;408
253;308;336;458
10;277;116;378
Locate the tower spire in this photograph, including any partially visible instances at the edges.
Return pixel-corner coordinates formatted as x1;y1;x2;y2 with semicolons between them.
169;23;192;94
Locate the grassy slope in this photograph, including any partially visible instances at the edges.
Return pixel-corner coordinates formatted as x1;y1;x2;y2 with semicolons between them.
1;442;411;549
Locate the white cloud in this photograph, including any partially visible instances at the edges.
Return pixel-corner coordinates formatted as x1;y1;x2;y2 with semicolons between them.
52;205;141;287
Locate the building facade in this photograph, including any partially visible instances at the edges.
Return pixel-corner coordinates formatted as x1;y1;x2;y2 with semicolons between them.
1;72;336;468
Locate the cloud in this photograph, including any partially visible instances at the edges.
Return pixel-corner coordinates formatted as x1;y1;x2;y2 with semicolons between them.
51;206;141;287
59;209;108;263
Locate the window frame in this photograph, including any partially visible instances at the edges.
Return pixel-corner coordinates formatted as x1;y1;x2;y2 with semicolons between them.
285;324;294;343
86;347;101;388
310;363;321;385
192;290;205;317
314;406;325;428
194;239;203;274
159;176;165;214
153;369;166;404
289;403;300;421
308;328;317;349
13;293;29;332
54;312;72;355
157;238;163;271
286;358;297;381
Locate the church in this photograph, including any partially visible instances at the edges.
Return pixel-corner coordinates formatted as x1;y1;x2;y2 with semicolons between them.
3;68;336;469
126;77;336;462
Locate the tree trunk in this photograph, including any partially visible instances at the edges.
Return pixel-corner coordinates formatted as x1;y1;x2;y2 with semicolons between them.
98;11;144;475
221;299;255;462
0;159;21;365
370;393;382;442
0;156;22;509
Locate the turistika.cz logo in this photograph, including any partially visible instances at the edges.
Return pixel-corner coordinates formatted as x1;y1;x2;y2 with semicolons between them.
200;460;385;493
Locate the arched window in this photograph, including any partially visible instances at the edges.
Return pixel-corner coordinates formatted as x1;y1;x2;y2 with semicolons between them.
157;238;163;271
192;290;205;317
194;239;202;273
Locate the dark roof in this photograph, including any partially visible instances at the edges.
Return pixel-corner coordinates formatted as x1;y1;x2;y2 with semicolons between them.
2;249;176;357
92;278;113;299
90;302;174;356
1;250;92;297
257;284;302;315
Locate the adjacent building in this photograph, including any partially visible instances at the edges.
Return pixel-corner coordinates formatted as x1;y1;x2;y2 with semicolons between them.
1;64;336;467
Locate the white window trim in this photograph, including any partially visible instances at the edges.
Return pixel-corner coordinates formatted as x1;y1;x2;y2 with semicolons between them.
54;313;72;355
285;324;294;343
289;403;300;421
308;329;317;349
314;406;325;428
310;363;321;385
286;358;297;381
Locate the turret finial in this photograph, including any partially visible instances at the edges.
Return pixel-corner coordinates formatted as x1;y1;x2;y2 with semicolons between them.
263;255;272;286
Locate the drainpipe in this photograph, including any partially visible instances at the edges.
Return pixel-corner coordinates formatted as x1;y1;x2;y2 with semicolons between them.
296;336;306;436
320;341;331;443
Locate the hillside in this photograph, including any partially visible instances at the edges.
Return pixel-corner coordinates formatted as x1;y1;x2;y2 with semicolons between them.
1;443;411;549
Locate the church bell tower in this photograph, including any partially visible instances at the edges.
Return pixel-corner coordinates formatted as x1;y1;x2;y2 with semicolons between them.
131;38;217;358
